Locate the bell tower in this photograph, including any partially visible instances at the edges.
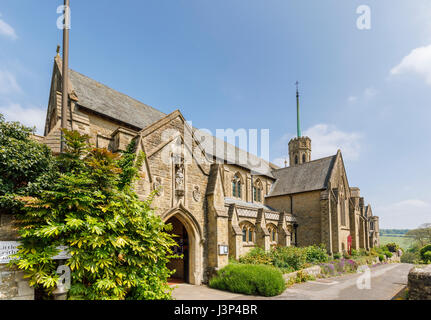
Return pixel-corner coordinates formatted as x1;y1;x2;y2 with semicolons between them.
289;136;311;166
288;82;311;166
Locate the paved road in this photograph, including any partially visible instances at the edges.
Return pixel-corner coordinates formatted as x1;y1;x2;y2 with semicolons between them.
270;263;412;300
171;263;412;300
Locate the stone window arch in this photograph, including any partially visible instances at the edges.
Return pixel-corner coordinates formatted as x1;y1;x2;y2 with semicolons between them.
232;173;243;199
302;153;306;163
253;179;263;202
240;222;255;243
295;155;298;165
267;224;278;244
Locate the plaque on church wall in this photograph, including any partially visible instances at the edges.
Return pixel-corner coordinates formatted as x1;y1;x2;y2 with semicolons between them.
0;241;71;264
218;245;228;255
0;241;19;264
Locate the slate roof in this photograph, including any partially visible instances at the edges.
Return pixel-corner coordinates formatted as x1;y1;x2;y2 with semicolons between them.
68;69;278;178
267;155;337;197
193;129;277;177
224;198;297;222
224;197;277;212
69;70;166;129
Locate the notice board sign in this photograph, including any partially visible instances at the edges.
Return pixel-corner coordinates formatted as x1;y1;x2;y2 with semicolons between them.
0;241;71;264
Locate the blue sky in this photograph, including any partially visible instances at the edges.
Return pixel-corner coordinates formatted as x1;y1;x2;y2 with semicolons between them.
1;0;430;228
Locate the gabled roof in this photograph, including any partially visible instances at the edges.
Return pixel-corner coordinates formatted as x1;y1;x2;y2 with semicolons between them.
65;67;277;178
267;154;337;197
69;69;166;129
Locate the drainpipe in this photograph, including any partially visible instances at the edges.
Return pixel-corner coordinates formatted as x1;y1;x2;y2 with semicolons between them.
290;195;293;213
290;195;297;246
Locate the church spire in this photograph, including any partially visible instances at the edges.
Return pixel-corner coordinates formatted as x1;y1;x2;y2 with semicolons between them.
295;81;301;138
288;81;311;166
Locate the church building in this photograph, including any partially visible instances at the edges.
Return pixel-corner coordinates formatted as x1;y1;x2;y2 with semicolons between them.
37;54;380;285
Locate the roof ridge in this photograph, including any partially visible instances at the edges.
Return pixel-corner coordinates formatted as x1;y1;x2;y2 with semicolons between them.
193;127;278;173
69;69;276;175
273;154;337;171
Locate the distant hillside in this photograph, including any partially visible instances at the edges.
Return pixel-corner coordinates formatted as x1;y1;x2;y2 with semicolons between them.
380;229;414;250
380;229;410;236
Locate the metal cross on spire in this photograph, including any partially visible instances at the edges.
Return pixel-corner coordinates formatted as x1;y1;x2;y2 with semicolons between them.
295;81;302;138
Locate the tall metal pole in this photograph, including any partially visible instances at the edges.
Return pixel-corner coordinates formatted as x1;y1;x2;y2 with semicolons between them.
61;0;70;153
295;81;301;138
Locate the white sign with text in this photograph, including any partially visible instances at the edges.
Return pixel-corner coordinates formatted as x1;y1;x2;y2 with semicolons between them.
0;241;71;264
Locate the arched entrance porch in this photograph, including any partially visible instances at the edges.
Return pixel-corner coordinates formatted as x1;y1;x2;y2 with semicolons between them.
162;206;203;285
166;216;190;283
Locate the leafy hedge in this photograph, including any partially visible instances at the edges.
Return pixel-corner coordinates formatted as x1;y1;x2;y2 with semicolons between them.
209;264;285;297
401;251;420;264
420;244;431;263
371;245;393;260
238;247;273;266
239;245;329;273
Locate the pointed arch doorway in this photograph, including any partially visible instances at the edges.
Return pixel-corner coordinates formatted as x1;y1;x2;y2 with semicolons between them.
166;216;190;283
163;206;203;285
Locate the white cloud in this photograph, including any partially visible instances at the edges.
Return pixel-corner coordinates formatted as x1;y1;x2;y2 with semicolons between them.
0;70;21;94
390;44;431;86
272;124;363;166
364;87;378;99
376;199;431;229
347;96;358;103
347;87;377;103
0;67;45;135
0;103;46;135
0;14;17;40
392;199;430;209
303;124;362;161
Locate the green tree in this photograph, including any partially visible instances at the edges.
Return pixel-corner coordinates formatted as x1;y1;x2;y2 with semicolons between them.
420;244;431;263
406;227;431;247
11;129;179;300
0;114;55;212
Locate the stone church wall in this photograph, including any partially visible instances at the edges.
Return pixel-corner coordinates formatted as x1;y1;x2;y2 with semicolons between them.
291;191;322;247
265;195;292;213
0;214;34;300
